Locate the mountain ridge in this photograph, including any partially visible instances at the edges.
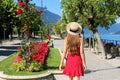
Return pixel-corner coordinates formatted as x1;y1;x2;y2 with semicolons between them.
84;23;120;35
36;6;61;23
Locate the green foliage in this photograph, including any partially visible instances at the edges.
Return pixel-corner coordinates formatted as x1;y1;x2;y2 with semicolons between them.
27;60;43;72
13;27;18;34
54;20;66;38
13;60;42;72
61;0;120;31
38;26;48;41
0;0;18;29
12;60;25;72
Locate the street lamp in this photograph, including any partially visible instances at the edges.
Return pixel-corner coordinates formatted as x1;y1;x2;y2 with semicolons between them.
3;28;6;40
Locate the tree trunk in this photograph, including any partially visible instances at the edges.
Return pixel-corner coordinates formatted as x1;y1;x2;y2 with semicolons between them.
88;31;92;50
94;31;107;59
17;28;21;39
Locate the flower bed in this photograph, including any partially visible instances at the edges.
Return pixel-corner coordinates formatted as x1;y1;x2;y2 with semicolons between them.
13;41;49;72
0;48;61;80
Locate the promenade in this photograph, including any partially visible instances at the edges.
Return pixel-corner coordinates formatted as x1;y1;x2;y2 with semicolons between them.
0;36;120;80
53;36;120;80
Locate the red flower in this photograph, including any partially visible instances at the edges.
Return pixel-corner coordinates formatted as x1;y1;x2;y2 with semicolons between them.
22;26;26;32
18;46;21;50
19;2;25;7
14;56;22;63
30;42;49;64
26;30;30;34
39;10;44;14
16;8;23;15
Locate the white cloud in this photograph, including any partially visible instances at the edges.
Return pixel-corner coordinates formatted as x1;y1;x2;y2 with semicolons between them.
115;17;120;23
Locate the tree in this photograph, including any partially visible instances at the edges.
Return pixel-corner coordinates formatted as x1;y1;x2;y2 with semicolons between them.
16;1;43;39
0;0;18;39
15;0;46;69
53;19;66;38
61;0;120;59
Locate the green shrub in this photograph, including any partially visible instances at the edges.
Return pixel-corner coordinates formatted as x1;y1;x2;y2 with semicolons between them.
13;60;42;72
27;60;43;72
12;60;25;72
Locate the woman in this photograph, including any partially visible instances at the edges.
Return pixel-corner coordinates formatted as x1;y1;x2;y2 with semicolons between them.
59;22;87;80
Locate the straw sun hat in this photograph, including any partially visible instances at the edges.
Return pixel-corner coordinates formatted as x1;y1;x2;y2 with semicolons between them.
66;22;82;35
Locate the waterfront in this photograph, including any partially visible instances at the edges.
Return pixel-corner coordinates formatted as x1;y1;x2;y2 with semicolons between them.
84;34;120;45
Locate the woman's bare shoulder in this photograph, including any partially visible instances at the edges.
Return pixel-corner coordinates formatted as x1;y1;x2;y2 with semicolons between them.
79;36;83;42
64;37;67;41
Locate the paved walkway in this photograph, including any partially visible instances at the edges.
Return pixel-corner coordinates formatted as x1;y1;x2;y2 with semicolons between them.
0;39;21;61
0;36;120;80
53;37;120;80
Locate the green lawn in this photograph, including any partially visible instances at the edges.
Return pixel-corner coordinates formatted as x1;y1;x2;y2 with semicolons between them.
0;48;61;76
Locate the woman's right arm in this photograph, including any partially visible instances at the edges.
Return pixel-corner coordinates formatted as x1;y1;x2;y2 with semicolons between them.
80;37;87;70
59;38;67;71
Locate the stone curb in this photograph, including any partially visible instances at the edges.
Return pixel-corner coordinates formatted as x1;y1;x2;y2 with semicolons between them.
0;71;51;80
0;71;63;80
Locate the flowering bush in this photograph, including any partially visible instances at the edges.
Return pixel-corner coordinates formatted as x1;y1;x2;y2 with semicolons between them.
16;7;23;15
19;2;25;7
30;42;48;64
13;41;49;72
13;0;46;72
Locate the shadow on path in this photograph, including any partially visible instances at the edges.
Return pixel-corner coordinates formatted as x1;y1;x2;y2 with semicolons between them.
0;43;20;56
85;66;120;74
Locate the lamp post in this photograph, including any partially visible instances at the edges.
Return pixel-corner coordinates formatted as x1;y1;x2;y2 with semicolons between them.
41;0;43;8
3;28;6;40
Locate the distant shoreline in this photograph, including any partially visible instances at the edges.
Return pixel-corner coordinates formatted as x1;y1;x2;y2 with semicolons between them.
84;34;120;45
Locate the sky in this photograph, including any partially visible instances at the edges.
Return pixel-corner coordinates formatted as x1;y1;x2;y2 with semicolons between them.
14;0;62;16
116;17;120;23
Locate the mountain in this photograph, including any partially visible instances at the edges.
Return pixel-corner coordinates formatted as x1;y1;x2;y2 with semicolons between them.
97;23;120;34
111;30;120;34
36;6;61;23
84;23;120;35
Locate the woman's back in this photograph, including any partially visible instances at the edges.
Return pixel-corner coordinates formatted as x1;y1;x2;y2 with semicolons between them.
66;34;81;54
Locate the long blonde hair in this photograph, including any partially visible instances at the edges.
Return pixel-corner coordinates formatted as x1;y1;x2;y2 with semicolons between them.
66;33;81;53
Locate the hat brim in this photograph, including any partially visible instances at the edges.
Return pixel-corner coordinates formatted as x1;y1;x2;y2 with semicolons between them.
66;22;82;35
67;29;80;35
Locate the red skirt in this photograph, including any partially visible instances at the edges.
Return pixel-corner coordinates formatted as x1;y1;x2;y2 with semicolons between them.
63;53;84;77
